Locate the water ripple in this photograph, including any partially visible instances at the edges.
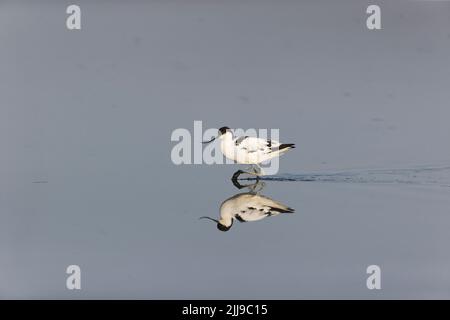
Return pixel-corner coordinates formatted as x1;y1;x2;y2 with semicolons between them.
240;165;450;187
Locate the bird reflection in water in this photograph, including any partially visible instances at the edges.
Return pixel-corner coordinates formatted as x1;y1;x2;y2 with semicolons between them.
200;171;295;232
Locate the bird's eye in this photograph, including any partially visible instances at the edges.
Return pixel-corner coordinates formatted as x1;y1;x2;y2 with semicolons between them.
219;127;230;135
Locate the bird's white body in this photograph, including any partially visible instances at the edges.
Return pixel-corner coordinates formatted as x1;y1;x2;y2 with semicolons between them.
219;131;294;165
218;192;294;228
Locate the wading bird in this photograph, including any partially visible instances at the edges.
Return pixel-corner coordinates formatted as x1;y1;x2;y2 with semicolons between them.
202;127;295;176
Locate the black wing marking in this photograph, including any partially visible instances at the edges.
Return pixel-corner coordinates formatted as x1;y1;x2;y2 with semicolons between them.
268;206;295;214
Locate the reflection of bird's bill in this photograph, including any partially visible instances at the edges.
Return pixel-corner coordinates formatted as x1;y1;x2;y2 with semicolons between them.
199;216;218;223
199;216;232;232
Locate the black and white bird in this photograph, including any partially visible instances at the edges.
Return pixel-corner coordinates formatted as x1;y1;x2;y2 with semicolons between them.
200;192;294;232
202;127;295;175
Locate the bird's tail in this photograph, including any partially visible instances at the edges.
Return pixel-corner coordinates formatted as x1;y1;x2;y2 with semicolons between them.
271;143;295;157
279;143;295;150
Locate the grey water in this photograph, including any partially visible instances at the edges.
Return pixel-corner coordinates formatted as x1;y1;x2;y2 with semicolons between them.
2;0;450;299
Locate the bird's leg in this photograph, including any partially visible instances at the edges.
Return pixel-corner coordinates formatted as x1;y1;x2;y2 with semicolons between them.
239;166;260;176
254;164;265;176
240;164;266;177
231;170;246;189
231;170;264;192
244;166;255;173
248;180;266;193
230;166;262;187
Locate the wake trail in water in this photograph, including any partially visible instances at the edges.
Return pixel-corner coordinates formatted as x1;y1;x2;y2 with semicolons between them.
240;165;450;187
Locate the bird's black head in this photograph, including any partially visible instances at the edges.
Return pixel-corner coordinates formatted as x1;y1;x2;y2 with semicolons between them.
217;222;232;232
218;126;231;136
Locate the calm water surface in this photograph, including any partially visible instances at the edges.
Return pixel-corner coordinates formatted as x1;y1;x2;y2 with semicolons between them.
1;0;450;298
